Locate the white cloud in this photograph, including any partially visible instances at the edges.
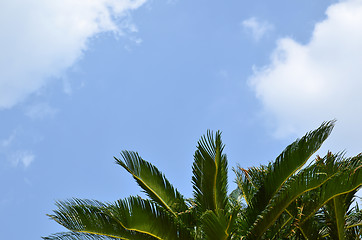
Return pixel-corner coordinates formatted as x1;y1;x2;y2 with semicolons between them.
242;17;273;41
25;102;58;120
1;131;16;148
249;0;362;155
0;132;34;168
10;151;35;168
0;0;147;109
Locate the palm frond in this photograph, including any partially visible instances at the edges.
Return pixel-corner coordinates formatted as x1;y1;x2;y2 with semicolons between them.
42;232;120;240
322;195;347;240
243;121;335;239
46;197;193;240
299;154;362;226
233;166;263;205
192;130;228;213
346;203;362;229
115;151;188;216
264;120;334;196
245;159;332;239
46;198;155;240
201;209;239;240
107;196;192;240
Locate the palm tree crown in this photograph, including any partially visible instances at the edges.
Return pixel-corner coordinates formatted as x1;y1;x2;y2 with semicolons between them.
44;131;238;239
44;121;362;239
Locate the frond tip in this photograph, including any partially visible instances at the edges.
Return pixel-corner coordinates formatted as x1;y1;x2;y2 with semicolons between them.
192;130;229;213
115;151;188;216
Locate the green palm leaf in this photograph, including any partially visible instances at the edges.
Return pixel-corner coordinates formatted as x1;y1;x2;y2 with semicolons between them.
201;209;238;240
43;232;120;240
46;197;192;240
299;160;362;227
245;160;332;239
107;196;192;240
45;120;360;240
46;198;154;240
234;166;262;205
346;203;362;229
192;130;228;214
239;121;335;239
115;151;188;216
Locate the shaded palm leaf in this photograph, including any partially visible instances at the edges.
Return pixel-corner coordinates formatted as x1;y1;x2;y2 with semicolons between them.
201;209;239;240
233;166;265;205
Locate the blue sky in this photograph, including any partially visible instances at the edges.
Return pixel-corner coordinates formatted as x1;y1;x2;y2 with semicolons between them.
1;0;362;239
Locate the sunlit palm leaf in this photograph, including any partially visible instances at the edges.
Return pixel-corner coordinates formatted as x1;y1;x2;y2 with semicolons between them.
246;160;332;239
299;154;362;226
45;197;193;240
45;198;155;240
233;166;264;205
264;120;334;196
115;151;188;216
107;196;192;240
192;130;228;213
278;153;362;240
42;232;120;240
242;121;335;239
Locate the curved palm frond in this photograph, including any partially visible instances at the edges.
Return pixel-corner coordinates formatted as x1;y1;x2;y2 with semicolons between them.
107;196;192;240
264;120;334;196
45;120;361;240
46;198;155;240
245;159;332;239
299;154;362;226
239;121;335;239
42;232;120;240
233;166;265;205
47;197;193;240
280;153;362;239
192;130;228;214
115;151;188;216
201;208;239;240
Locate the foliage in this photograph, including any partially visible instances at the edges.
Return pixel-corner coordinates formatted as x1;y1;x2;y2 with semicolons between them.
44;121;362;239
233;122;362;239
44;131;238;239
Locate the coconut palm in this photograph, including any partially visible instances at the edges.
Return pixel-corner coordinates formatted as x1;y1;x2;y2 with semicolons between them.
44;131;239;240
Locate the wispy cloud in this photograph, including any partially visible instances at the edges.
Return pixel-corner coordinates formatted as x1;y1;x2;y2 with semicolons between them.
0;0;147;109
249;0;362;155
242;17;273;41
25;102;58;120
1;131;36;169
1;131;16;148
10;151;35;168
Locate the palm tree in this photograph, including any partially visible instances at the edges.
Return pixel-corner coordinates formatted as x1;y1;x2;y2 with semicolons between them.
44;131;239;239
233;122;362;239
44;120;362;239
